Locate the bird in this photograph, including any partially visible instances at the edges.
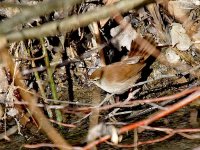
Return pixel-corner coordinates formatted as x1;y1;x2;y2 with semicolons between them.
89;36;159;94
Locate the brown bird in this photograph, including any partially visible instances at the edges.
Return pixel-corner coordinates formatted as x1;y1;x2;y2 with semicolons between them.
89;37;159;94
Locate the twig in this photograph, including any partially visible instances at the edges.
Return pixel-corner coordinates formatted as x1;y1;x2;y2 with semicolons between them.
0;38;71;150
0;0;83;34
49;119;76;128
83;90;200;149
0;125;18;140
67;86;200;113
6;0;154;42
23;143;75;149
0;2;31;9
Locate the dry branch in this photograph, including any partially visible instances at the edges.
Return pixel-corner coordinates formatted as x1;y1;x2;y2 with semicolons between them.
83;89;200;149
0;0;83;34
0;38;72;150
6;0;154;42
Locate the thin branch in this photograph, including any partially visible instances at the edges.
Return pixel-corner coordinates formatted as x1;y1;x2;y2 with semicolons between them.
0;2;31;9
0;38;72;150
6;0;154;42
83;90;200;149
0;125;18;140
0;0;83;34
66;86;200;113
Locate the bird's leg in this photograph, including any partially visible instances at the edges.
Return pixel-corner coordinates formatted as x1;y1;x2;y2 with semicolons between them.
126;88;141;101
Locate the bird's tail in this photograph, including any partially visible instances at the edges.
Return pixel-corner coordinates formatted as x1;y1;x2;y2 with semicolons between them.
128;36;160;62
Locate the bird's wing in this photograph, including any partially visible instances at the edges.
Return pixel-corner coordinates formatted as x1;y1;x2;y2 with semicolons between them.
104;62;145;83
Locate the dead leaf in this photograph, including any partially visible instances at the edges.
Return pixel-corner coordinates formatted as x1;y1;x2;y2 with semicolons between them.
110;16;137;51
170;23;192;51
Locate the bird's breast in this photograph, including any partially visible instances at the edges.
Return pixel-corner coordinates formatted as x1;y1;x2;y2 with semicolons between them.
99;75;140;94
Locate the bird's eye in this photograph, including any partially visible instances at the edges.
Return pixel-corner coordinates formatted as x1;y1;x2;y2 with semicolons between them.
91;76;100;82
93;78;100;81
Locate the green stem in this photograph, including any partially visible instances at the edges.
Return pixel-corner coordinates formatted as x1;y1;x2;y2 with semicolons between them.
40;38;63;123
